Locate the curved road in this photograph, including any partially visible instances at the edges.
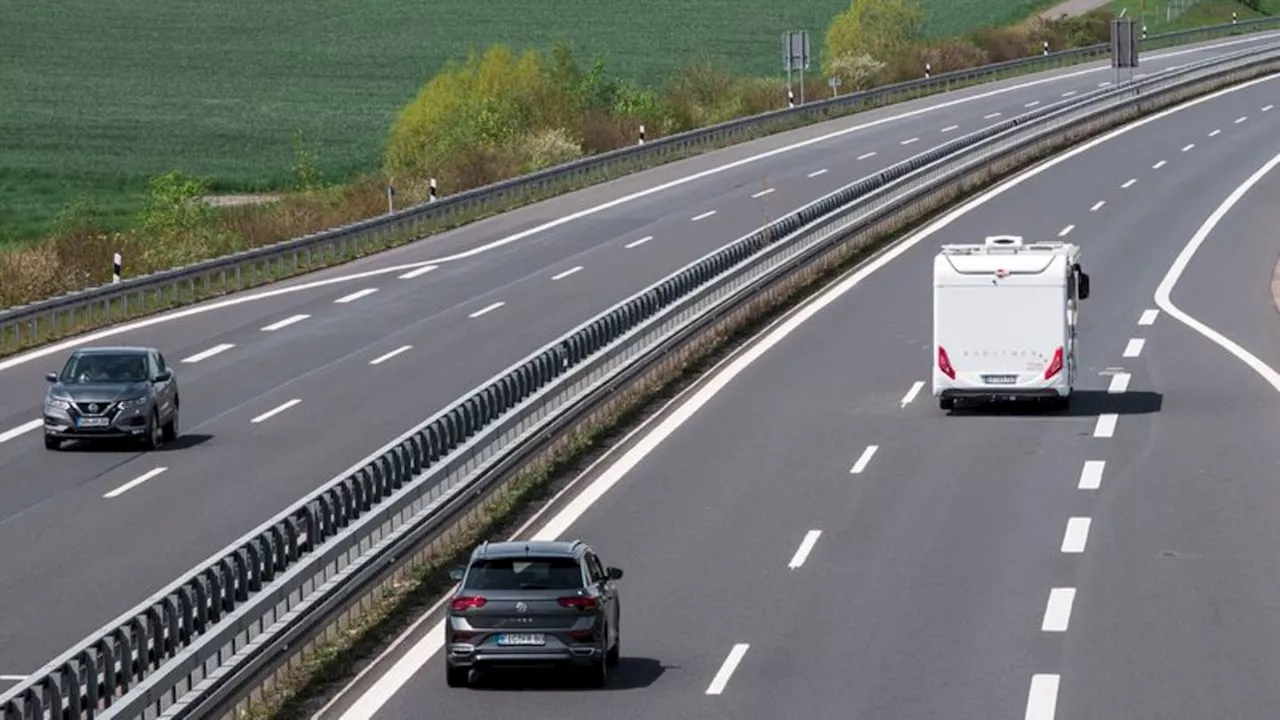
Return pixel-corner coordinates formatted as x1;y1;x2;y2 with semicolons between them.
320;67;1280;719
0;33;1275;687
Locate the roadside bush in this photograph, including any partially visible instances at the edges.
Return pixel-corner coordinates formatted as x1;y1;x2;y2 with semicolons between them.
886;37;991;83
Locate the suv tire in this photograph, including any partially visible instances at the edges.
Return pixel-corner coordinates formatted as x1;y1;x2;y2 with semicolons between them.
445;665;469;688
141;410;163;450
162;402;179;443
44;434;59;451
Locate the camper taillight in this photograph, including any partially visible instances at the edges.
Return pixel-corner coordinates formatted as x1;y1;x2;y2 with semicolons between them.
1044;346;1064;380
937;346;956;379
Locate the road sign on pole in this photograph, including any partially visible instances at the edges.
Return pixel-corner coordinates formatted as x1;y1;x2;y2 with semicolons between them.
782;30;810;105
1111;18;1139;86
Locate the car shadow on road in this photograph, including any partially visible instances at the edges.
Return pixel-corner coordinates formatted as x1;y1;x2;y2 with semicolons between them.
470;656;670;691
60;433;214;452
946;390;1163;417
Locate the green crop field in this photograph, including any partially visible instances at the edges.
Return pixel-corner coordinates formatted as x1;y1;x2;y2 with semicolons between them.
0;0;1065;244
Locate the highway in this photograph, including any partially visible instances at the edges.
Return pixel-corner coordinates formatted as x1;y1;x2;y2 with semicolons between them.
319;67;1280;719
0;33;1273;690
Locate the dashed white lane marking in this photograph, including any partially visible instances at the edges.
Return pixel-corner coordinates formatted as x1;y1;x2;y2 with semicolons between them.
335;288;378;304
1041;588;1077;632
901;137;920;145
1264;104;1275;111
1107;372;1131;394
251;398;302;424
552;266;583;280
398;265;438;279
1121;178;1137;188
1061;517;1092;553
1090;200;1105;211
1098;81;1111;87
706;644;750;695
1124;338;1145;357
1058;224;1075;237
1025;674;1061;720
370;345;413;365
984;112;1002;119
1210;128;1222;136
808;168;829;178
1094;413;1118;438
261;314;309;332
181;343;235;364
1139;309;1160;325
1079;460;1106;489
625;235;654;248
857;151;878;159
0;675;26;681
900;381;924;407
1025;100;1041;107
751;188;775;198
468;302;505;318
1182;143;1195;152
1062;90;1078;97
0;419;42;443
941;125;959;133
1152;160;1167;169
1235;116;1248;124
850;445;879;474
103;467;168;499
691;210;717;222
788;530;822;569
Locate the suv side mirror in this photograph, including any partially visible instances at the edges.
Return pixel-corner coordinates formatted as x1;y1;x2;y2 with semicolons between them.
154;370;172;383
45;372;57;383
1077;272;1090;300
447;566;466;583
606;566;623;580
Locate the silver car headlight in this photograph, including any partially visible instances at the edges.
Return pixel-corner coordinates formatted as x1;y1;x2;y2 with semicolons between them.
119;396;148;408
45;397;71;411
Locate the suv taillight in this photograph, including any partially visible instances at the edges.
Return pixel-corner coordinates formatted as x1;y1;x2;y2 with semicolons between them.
451;595;487;611
558;596;598;611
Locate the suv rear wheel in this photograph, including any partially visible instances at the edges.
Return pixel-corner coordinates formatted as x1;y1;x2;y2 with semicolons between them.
445;664;469;688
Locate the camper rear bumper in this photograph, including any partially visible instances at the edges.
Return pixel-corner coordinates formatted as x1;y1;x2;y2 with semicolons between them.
936;387;1068;401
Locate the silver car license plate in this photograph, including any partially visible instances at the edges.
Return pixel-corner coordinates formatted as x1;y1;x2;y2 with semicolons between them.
495;633;545;646
78;417;110;427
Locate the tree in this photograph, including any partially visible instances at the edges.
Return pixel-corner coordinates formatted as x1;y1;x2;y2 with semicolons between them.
823;0;925;75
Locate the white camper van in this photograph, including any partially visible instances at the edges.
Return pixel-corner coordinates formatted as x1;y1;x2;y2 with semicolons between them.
932;235;1089;411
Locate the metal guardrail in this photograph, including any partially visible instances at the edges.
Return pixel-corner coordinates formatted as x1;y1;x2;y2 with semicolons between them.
4;37;1279;720
1;17;1279;358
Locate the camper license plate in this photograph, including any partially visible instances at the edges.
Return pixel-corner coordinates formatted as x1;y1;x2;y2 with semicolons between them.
496;633;545;646
982;374;1017;385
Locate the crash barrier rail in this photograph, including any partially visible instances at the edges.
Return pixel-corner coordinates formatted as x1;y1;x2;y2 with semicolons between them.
2;16;1279;359
5;38;1280;720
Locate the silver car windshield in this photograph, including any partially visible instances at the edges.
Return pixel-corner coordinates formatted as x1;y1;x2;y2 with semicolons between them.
60;354;149;384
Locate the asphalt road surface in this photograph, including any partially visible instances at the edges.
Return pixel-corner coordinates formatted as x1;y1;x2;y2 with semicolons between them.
319;68;1280;720
0;32;1276;690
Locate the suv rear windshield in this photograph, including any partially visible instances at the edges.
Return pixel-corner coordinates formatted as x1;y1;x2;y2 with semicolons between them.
464;557;584;590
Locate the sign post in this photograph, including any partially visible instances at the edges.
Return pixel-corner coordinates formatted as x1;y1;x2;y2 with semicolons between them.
1110;18;1139;86
782;30;810;105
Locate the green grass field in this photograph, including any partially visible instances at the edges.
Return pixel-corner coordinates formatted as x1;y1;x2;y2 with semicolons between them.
0;0;1078;244
1107;0;1278;33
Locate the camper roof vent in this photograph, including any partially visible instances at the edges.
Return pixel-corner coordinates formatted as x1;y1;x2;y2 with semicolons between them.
984;235;1023;247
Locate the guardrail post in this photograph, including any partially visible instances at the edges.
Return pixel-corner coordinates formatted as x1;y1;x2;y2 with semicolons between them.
112;253;121;284
429;178;437;202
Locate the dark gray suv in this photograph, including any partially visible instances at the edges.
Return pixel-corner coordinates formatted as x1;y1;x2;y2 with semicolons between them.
444;539;623;688
43;346;180;450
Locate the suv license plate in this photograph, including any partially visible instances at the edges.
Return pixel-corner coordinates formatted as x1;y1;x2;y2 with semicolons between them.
982;374;1017;385
78;417;110;427
496;633;545;646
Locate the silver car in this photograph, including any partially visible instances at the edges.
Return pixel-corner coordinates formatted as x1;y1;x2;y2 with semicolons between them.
444;539;623;688
43;346;180;450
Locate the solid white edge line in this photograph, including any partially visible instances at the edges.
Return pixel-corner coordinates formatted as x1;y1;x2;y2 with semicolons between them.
1061;517;1092;553
103;467;168;499
468;302;505;318
0;419;42;443
1093;413;1117;437
180;343;234;364
1041;587;1077;632
250;399;302;424
625;235;654;248
787;530;822;569
330;70;1280;720
335;288;378;304
1138;309;1160;325
398;265;438;279
1107;372;1131;394
551;266;583;280
1025;673;1061;720
260;314;310;332
0;34;1274;376
370;345;413;365
1123;338;1145;357
1154;147;1280;396
705;644;750;695
850;445;879;474
900;380;924;407
1079;460;1105;489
